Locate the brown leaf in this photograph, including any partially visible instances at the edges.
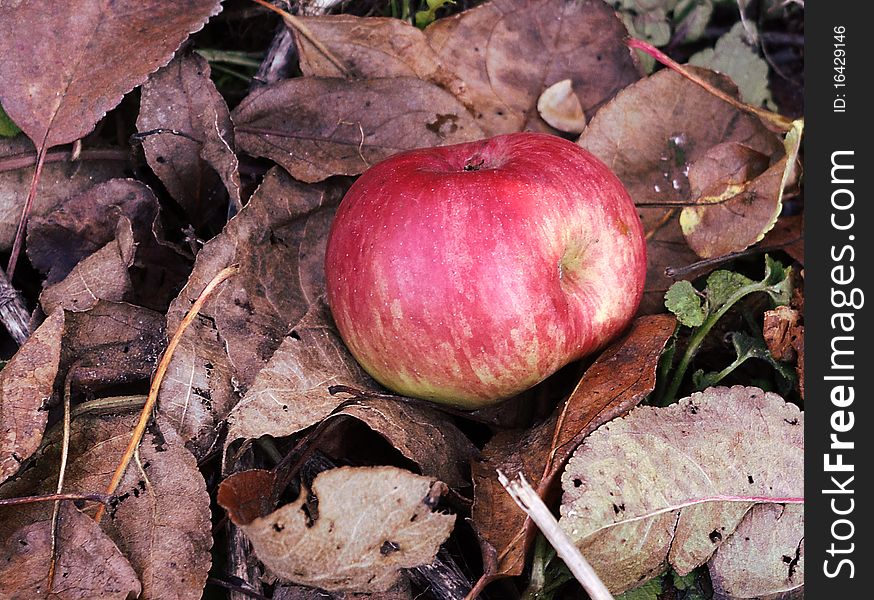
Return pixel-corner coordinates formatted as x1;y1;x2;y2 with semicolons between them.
425;0;640;135
469;315;675;581
559;386;803;593
220;466;455;593
578;67;782;311
0;414;212;600
158;168;345;458
0;504;141;599
760;214;803;264
680;142;789;258
0;137;126;251
274;578;413;600
0;310;64;485
0;0;222;149
136;50;241;224
233;77;483;183
333;398;479;489
292;14;469;104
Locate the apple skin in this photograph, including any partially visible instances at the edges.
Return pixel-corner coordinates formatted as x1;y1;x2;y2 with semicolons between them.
325;132;646;408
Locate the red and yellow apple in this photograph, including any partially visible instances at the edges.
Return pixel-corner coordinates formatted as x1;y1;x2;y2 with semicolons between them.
325;132;646;408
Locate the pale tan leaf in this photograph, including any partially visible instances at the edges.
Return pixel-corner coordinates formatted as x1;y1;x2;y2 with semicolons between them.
536;79;586;134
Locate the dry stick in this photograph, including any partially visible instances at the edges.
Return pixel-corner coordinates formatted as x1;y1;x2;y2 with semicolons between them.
0;266;30;345
0;492;109;507
0;147;129;174
7;144;48;280
94;265;239;523
250;0;352;77
497;471;614;600
626;38;793;133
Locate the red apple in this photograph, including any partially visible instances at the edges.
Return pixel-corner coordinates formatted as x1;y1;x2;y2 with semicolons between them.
325;132;646;408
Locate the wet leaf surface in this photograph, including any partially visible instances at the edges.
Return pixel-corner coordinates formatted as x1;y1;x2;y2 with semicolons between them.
559;386;802;594
219;466;454;593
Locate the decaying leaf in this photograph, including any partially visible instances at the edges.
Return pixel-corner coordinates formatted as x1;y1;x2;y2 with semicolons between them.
470;315;676;582
559;386;803;594
233;77;482;183
690;22;776;110
760;214;803;265
0;0;222;149
158;168;345;458
0;137;126;251
0;310;64;485
219;466;455;593
0;414;212;600
425;0;640;135
578;66;781;310
536;79;586;134
0;503;141;600
137;50;241;224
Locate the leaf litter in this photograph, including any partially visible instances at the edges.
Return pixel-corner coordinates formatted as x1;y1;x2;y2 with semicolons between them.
0;0;805;598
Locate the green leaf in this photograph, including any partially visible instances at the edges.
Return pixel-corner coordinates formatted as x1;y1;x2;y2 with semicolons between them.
704;270;755;312
0;103;21;137
693;331;797;390
414;0;454;28
672;568;697;590
762;254;793;305
615;576;663;600
665;280;706;327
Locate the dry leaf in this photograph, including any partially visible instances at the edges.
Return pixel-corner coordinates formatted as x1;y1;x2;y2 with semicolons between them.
425;0;640;135
559;386;803;593
760;214;803;264
0;310;64;485
536;79;586;134
708;503;803;599
137;50;241;224
0;0;222;149
0;137;126;251
159;168;345;458
0;504;141;599
578;67;781;311
470;315;675;581
219;466;455;593
233;76;483;183
0;414;212;600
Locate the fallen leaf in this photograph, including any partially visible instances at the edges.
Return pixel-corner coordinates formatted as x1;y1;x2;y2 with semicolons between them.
559;386;803;593
536;79;586;134
332;397;479;489
274;578;412;600
0;137;126;251
578;67;781;310
158;168;345;458
0;414;212;600
136;50;241;225
0;310;64;485
469;315;675;582
690;22;776;110
0;504;141;599
292;14;470;104
0;0;222;149
708;503;804;599
760;214;803;264
219;466;455;593
425;0;641;135
233;77;483;183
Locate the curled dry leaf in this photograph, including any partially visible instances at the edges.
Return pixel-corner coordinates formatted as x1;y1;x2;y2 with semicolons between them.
219;466;455;593
0;310;64;485
0;0;222;149
578;67;781;311
680;142;794;258
559;386;803;594
536;79;586;134
137;50;241;223
760;214;803;265
469;315;675;582
233;77;483;183
0;414;212;600
159;168;345;458
0;503;141;600
0;137;126;251
425;0;640;135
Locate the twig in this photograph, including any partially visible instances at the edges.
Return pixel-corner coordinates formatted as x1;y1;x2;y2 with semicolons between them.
0;147;129;173
7;143;47;279
409;548;473;600
0;266;30;345
497;471;614;600
0;492;110;507
95;265;239;522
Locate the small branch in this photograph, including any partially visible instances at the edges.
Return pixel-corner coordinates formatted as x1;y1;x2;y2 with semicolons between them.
0;266;30;345
0;147;129;174
498;471;614;600
0;492;110;507
7;143;48;279
95;265;239;522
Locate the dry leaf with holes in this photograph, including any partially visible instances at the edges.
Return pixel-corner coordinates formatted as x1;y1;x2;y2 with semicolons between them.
219;466;455;593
